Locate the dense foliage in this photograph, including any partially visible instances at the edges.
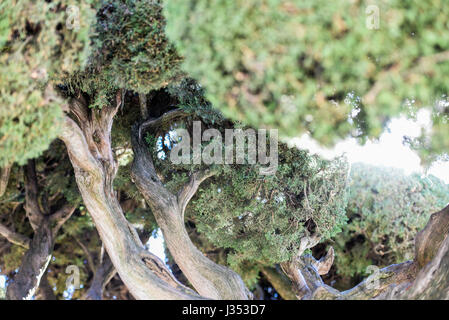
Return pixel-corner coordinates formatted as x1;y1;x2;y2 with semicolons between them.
66;0;182;109
0;0;94;167
164;0;449;162
331;163;449;282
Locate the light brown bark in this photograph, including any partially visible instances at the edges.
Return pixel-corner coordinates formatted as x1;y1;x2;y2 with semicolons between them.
0;165;12;198
58;96;203;299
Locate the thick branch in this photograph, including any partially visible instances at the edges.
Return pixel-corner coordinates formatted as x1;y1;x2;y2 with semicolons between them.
178;169;217;219
83;254;116;300
139;108;187;139
6;219;53;300
261;267;297;300
0;222;30;249
282;204;449;300
341;260;417;299
398;234;449;299
35;273;56;300
139;93;149;120
51;204;76;237
59;105;202;300
131;120;251;300
414;204;449;268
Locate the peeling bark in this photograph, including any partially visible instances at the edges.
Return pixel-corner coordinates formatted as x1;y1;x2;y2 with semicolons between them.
131;117;251;300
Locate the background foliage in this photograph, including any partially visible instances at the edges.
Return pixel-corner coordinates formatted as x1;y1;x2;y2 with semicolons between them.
329;163;449;287
164;0;449;163
0;0;94;167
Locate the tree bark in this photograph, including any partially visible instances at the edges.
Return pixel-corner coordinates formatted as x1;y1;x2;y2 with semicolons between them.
261;267;297;300
0;223;30;249
58;96;203;300
35;273;56;300
131;115;251;300
0;164;12;198
391;204;449;299
281;204;449;300
5;161;76;300
6;219;53;300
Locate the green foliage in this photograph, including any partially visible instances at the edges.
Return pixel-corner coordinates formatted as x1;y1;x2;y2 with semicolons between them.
66;0;182;109
144;78;349;286
187;147;349;271
0;0;94;166
332;163;449;279
164;0;449;161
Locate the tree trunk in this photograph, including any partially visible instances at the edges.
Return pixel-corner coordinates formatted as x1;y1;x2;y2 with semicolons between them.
59;97;203;300
36;273;57;300
6;220;53;300
131;114;251;300
83;254;116;300
0;165;12;198
5;160;76;300
281;204;449;300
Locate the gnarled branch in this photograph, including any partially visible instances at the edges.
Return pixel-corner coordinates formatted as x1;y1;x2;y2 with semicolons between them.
177;169;217;219
59;100;203;300
131;116;251;300
282;204;449;300
24;160;44;230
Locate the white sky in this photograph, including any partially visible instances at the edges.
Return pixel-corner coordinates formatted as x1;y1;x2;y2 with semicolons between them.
146;229;166;262
288;110;449;183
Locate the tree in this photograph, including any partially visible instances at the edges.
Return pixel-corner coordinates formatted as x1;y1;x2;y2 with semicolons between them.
1;0;449;300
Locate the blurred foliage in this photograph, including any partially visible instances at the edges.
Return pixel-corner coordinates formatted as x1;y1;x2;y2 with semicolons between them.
332;163;449;280
0;0;95;167
164;0;449;162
